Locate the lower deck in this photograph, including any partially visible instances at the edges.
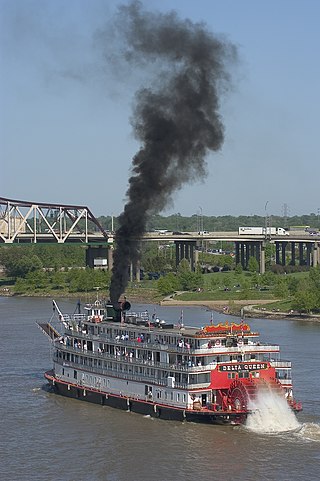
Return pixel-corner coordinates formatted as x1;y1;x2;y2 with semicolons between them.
45;371;247;425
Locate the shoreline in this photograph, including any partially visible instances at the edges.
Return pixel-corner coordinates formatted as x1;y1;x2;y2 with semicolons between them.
2;290;320;323
160;298;320;322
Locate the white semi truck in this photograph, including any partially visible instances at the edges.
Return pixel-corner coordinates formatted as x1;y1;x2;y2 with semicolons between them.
238;227;289;235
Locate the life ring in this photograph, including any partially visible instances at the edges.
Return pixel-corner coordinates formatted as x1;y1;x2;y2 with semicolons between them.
238;339;243;346
215;339;221;346
94;316;101;323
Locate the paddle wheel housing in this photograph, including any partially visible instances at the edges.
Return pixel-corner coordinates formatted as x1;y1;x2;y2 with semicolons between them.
226;380;250;411
224;377;291;413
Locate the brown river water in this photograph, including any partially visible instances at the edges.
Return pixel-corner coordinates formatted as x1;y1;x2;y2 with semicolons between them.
1;297;319;481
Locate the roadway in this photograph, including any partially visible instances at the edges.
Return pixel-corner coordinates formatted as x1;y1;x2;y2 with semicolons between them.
3;230;319;244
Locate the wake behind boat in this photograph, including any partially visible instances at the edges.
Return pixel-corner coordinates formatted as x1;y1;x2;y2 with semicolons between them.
38;298;302;425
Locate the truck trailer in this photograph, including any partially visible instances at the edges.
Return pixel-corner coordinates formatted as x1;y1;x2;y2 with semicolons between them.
238;227;289;236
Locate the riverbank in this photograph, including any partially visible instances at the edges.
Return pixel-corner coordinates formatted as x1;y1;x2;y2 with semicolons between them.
160;296;320;322
2;287;320;322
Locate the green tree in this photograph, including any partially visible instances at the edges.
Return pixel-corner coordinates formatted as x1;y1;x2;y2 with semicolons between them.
265;242;276;269
12;255;43;278
250;271;259;287
309;267;320;289
26;270;47;289
248;256;259;273
50;271;67;290
178;271;203;291
273;278;289;299
287;277;300;295
157;273;180;295
292;290;318;313
260;271;275;287
14;278;28;294
235;264;243;275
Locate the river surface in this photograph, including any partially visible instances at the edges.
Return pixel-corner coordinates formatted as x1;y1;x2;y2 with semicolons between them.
1;296;319;481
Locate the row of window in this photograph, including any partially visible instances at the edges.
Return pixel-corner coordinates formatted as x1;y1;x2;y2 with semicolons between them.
144;384;187;403
84;324;200;349
70;370;188;404
58;350;209;385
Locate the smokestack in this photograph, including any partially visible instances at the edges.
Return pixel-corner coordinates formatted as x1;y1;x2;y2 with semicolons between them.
107;1;237;303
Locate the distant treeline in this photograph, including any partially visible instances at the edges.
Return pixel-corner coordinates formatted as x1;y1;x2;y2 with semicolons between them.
97;213;320;233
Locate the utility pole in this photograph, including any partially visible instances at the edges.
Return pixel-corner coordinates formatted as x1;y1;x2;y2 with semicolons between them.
198;206;203;232
265;201;269;239
282;203;289;228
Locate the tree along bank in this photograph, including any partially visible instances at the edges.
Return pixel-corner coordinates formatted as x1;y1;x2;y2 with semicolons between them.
0;248;319;317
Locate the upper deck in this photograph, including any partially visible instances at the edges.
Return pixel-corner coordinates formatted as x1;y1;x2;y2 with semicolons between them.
58;310;280;358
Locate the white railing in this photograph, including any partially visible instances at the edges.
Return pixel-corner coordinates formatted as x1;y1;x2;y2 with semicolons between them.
193;344;280;355
56;344;213;374
270;360;291;368
62;328;280;357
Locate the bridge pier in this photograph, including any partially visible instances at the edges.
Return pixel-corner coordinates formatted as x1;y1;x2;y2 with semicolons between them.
130;261;141;282
235;241;264;272
107;247;114;271
299;243;304;266
314;243;319;267
260;243;265;274
275;241;288;266
85;246;109;269
274;240;319;268
175;240;197;271
290;242;296;265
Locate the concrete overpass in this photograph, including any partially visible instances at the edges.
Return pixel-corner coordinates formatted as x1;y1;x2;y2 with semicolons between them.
142;231;320;273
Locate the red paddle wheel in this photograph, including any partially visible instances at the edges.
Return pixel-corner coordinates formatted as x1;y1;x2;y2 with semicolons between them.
226;380;250;411
227;377;295;411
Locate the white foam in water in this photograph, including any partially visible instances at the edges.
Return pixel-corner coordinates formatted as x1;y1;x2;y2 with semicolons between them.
297;423;320;442
245;387;301;434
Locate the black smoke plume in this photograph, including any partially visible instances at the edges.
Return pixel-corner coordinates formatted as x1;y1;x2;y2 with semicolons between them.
109;1;237;304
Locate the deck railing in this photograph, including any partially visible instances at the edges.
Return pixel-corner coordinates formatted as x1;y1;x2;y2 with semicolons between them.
55;344;212;373
62;327;280;355
53;355;204;389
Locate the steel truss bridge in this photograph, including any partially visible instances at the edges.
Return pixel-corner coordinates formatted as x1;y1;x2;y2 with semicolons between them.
0;196;109;244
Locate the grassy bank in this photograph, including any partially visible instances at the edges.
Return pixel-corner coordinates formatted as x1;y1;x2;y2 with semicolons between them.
1;267;319;318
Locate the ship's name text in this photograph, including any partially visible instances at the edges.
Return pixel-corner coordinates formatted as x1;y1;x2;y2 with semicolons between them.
219;363;268;372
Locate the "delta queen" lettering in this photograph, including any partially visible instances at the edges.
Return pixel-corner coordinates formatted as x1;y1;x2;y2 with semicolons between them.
218;363;268;372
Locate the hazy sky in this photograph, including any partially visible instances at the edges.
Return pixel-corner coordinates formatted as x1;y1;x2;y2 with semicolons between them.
1;0;319;219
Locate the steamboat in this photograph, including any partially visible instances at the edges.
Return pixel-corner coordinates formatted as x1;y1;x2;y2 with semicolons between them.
39;298;302;425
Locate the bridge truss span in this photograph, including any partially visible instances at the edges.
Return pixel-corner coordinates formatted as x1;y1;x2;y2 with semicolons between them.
0;196;109;244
